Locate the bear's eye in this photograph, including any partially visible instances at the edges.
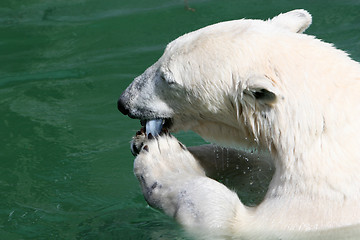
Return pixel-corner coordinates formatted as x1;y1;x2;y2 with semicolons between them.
161;73;175;85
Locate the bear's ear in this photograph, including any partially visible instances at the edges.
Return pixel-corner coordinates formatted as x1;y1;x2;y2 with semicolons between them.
249;88;276;104
243;76;278;107
270;9;312;33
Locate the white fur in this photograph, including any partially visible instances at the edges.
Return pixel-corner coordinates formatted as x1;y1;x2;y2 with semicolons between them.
120;9;360;238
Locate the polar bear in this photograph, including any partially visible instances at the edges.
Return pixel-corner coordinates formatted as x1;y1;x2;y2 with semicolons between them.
117;9;360;238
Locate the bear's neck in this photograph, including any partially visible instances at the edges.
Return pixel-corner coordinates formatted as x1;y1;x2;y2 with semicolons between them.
267;137;360;201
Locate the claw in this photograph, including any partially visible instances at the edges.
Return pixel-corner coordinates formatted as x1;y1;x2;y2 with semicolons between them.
178;142;186;150
131;141;143;156
160;128;169;136
148;133;154;140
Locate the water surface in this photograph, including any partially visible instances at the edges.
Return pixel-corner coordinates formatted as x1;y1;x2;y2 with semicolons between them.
1;0;359;239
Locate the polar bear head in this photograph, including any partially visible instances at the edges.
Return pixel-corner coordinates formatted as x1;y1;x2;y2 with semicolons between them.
118;10;328;152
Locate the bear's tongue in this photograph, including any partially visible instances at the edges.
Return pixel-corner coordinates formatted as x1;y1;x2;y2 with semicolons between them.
145;119;164;136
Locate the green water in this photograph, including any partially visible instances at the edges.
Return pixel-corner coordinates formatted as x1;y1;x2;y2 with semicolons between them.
1;0;359;239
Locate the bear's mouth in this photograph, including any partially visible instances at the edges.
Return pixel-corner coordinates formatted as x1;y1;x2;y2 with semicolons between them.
140;118;173;136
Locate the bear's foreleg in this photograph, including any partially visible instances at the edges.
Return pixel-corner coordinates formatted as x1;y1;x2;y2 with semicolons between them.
133;135;246;234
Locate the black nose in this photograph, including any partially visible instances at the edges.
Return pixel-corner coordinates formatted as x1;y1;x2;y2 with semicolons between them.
117;97;129;115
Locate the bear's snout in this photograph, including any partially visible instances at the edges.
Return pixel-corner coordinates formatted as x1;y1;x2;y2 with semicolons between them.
117;97;129;116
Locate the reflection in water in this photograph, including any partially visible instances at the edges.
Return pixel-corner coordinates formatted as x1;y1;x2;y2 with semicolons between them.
190;224;360;240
